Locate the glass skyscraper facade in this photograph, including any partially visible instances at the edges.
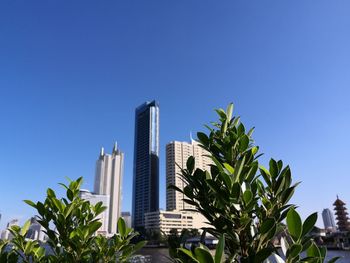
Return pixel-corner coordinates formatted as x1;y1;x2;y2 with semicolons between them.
132;101;159;230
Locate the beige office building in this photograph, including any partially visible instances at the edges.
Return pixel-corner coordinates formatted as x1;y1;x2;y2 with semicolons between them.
144;210;207;235
94;143;124;234
166;140;212;211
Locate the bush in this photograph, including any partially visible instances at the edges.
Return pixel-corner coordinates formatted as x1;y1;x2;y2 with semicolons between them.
170;103;339;263
0;177;146;263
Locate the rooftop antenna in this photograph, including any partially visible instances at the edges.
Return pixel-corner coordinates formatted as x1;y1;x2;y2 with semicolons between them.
100;147;104;157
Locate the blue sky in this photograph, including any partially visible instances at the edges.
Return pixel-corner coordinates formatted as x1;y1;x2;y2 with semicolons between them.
1;0;349;229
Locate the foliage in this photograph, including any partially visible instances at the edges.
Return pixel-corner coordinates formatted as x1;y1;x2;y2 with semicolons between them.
169;103;339;263
0;177;145;263
173;234;225;263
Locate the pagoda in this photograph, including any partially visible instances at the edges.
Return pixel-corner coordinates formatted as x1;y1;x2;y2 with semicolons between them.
333;195;350;232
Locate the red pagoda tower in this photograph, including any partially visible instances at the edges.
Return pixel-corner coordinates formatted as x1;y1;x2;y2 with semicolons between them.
333;195;350;232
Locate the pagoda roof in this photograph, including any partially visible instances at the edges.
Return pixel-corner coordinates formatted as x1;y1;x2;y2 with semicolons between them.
333;196;346;206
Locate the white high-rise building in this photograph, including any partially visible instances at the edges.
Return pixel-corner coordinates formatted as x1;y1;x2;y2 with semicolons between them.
166;140;212;211
94;143;124;234
322;208;336;232
1;219;19;240
79;189;110;236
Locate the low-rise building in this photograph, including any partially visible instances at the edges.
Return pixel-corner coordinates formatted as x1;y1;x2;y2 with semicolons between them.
144;210;207;235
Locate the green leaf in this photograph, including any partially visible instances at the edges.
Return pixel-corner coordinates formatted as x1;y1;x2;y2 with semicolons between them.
231;182;241;199
328;257;341;263
133;240;147;253
219;171;232;189
239;135;249;152
186;156;195;174
118;217;126;236
233;156;245;183
259;166;271;187
52;198;64;213
67;189;74;201
287;208;302;241
21;220;31;236
215;108;226;120
286;244;302;259
64;204;75;218
226;103;234;121
255;247;272;263
307;243;321;258
167;184;184;193
269;159;279;178
197;132;209;146
194;247;214;263
47;188;56;198
243;190;253;204
23;200;36;208
24;241;35;255
223;163;234;174
178;248;198;261
302;212;317;237
88;221;102;235
214;234;225;263
260;218;275;235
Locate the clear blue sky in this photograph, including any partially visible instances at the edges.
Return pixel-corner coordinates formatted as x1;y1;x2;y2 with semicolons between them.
1;0;349;229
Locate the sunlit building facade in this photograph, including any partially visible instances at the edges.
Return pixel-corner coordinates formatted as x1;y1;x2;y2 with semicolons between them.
94;143;124;234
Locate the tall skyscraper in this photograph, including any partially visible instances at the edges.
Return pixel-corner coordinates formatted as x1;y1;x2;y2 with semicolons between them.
166;140;212;211
132;101;159;229
94;143;124;234
322;208;336;231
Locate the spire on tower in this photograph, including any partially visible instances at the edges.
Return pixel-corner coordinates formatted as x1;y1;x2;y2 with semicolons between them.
190;131;195;143
113;141;119;154
100;147;104;157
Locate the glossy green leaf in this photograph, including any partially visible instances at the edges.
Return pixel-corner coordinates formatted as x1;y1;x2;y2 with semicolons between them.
194;247;214;263
328;257;341;263
197;132;209;146
307;243;321;258
223;163;234;174
254;247;272;263
214;234;225;263
226;103;234;121
287;208;302;241
269;159;278;178
215;108;226;120
302;212;317;237
260;218;275;235
23;199;36;208
287;243;302;259
118;217;126;237
243;190;253;204
21;220;31;236
186;156;195;173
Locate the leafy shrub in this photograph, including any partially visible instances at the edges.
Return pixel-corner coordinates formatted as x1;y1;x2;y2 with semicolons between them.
0;177;145;263
170;103;339;263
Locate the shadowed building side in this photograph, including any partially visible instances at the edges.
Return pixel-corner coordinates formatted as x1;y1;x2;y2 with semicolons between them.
132;101;159;230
